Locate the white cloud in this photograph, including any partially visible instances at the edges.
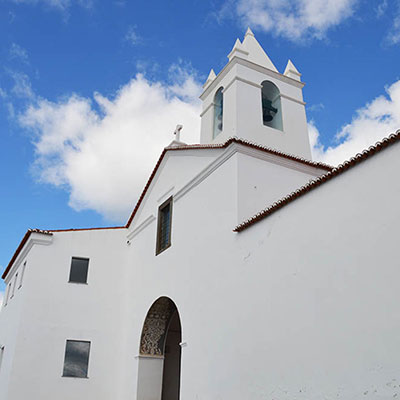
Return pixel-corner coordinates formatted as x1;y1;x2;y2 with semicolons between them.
386;13;400;45
7;70;34;99
376;0;388;17
9;43;29;64
310;79;400;165
308;120;326;161
125;26;142;46
10;0;92;12
307;103;325;113
12;0;71;10
167;64;202;101
221;0;358;41
9;10;16;23
19;67;202;222
379;1;400;46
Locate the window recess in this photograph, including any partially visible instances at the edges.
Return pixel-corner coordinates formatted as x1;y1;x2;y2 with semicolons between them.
156;197;173;255
69;257;89;284
62;340;91;378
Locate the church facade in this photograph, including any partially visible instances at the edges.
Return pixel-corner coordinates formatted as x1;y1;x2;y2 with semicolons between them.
1;30;400;400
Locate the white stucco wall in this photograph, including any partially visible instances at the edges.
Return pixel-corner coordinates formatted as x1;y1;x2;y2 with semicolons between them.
0;269;25;400
120;151;240;399
219;140;400;400
0;229;128;400
129;148;223;231
236;149;327;222
200;59;311;160
0;138;399;400
121;140;400;400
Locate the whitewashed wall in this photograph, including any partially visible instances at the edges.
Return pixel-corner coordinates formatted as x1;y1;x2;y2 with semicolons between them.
236;149;327;222
0;266;26;400
200;59;311;160
0;140;399;400
122;141;400;399
0;229;128;400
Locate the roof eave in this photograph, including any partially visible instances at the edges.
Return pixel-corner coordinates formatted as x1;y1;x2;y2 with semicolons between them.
125;138;332;228
234;130;400;232
2;229;53;280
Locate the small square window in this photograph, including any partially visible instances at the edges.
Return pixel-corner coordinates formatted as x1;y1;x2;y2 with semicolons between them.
156;197;173;255
69;257;89;284
62;340;91;378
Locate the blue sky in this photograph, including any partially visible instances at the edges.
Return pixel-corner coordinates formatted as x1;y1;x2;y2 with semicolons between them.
1;0;400;296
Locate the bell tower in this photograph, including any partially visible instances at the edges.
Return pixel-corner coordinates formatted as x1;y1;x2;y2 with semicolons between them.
199;28;312;160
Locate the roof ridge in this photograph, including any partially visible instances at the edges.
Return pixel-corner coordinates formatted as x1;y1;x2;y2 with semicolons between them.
28;228;53;235
2;229;53;279
234;130;400;232
165;137;333;170
2;226;126;279
126;137;333;227
48;226;125;232
4;131;399;279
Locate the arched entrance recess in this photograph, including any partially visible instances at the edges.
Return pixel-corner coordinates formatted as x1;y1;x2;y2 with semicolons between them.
137;297;182;400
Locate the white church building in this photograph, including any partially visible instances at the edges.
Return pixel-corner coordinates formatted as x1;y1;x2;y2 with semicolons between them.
1;29;400;400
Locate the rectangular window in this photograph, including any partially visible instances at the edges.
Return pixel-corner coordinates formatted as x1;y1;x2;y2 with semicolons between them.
62;340;91;378
69;257;89;284
156;197;173;255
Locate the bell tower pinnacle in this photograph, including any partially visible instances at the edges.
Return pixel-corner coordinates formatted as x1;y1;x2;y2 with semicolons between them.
199;29;312;160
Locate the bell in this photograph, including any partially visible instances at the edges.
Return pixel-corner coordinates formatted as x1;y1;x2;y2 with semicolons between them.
263;100;278;122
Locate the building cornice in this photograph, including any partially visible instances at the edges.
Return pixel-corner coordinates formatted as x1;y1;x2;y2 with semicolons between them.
200;57;305;100
200;101;215;117
128;141;329;239
174;145;237;203
127;214;156;242
3;230;53;281
3;226;125;281
235;144;324;176
280;93;306;106
125;138;332;228
234;130;400;232
223;76;263;94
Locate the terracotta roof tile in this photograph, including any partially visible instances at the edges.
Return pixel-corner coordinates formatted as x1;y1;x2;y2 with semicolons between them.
48;226;125;232
2;229;53;280
1;137;335;280
234;131;400;233
125;137;333;227
1;227;125;280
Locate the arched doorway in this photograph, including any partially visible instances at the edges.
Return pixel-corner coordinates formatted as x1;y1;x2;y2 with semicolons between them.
137;297;182;400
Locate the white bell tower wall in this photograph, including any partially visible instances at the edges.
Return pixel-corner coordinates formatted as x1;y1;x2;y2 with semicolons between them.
200;30;312;160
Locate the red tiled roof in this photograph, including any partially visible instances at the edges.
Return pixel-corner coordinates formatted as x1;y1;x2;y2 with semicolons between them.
1;226;125;280
2;229;53;280
0;137;335;281
125;137;333;227
48;226;125;232
234;131;400;232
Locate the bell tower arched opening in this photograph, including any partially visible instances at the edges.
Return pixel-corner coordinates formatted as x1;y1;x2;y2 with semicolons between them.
137;297;182;400
199;30;312;159
213;87;224;139
261;81;283;131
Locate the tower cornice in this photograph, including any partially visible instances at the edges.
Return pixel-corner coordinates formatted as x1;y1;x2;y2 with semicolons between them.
200;56;305;101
